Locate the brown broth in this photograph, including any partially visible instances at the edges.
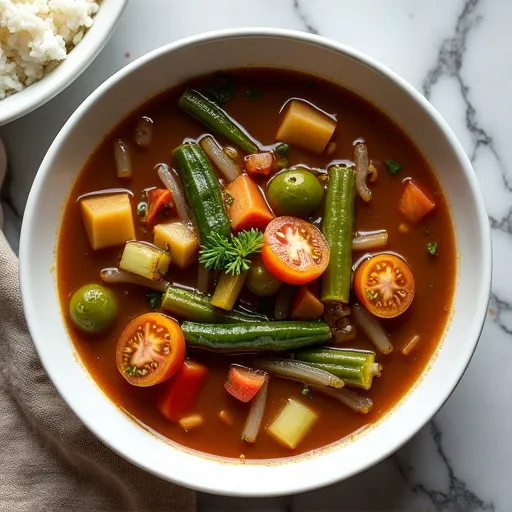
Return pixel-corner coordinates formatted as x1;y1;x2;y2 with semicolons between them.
57;69;456;460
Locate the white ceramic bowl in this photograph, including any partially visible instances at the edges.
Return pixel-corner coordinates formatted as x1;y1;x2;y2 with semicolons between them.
0;0;128;126
19;29;491;497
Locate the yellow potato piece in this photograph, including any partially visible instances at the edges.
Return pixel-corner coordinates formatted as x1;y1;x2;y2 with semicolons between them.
80;193;135;250
153;221;199;269
276;100;336;154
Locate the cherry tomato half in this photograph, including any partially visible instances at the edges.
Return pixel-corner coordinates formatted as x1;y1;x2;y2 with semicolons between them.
261;216;330;285
116;312;185;387
354;254;415;319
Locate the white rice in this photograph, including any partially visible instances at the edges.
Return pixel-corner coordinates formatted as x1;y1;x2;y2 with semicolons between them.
0;0;100;100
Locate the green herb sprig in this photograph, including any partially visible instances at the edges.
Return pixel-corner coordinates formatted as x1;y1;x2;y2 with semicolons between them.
199;229;264;275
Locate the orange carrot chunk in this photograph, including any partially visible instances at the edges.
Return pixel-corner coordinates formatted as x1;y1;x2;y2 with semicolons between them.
290;285;325;321
399;181;435;223
245;152;274;176
226;174;274;232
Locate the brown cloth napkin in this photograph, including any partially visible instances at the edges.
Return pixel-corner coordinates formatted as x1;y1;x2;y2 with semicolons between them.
0;231;196;511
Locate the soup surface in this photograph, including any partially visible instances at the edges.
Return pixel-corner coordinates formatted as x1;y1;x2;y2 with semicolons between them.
57;69;456;460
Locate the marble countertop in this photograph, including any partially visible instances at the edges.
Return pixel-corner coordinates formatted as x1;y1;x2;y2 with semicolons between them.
1;0;510;510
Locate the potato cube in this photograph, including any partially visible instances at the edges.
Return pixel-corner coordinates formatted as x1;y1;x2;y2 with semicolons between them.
154;221;199;269
80;193;135;250
276;100;336;154
267;398;318;450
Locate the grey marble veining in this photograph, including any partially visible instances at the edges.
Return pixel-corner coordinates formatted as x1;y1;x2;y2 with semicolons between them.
1;0;511;510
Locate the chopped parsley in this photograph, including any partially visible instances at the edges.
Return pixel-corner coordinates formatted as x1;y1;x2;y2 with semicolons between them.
427;241;438;256
222;190;235;208
385;159;403;176
137;201;148;217
245;88;263;100
146;292;162;310
301;385;310;396
202;72;235;105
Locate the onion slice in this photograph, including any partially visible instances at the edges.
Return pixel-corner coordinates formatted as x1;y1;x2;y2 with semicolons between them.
352;230;388;251
100;267;168;293
200;135;240;183
114;139;132;179
352;303;393;354
313;386;373;414
354;142;371;202
156;163;193;225
254;359;344;389
241;378;269;443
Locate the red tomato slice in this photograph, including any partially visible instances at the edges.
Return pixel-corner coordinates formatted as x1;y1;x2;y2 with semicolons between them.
116;313;185;387
261;216;330;285
224;365;268;402
146;188;173;225
354;254;415;319
157;359;208;422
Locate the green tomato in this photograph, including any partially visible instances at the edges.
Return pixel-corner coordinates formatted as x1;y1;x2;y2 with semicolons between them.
69;284;117;334
247;256;282;296
267;169;324;218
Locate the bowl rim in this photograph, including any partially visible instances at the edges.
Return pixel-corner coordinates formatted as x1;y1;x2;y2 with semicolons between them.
0;0;129;126
19;27;492;496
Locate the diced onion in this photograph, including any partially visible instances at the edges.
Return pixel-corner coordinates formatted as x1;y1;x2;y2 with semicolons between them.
100;267;168;293
156;164;193;225
354;142;371;202
314;386;373;414
114;139;132;178
241;379;269;443
134;116;153;148
254;358;344;389
352;303;393;354
352;230;388;251
200;135;240;183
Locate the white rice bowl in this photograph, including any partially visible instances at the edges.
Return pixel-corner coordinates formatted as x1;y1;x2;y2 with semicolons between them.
0;0;100;100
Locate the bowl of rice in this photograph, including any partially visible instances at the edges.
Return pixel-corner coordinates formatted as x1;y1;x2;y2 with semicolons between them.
0;0;128;126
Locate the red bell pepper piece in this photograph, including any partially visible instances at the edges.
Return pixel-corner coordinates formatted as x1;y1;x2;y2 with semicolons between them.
157;359;208;422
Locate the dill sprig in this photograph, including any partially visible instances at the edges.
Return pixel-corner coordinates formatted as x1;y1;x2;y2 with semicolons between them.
199;229;264;275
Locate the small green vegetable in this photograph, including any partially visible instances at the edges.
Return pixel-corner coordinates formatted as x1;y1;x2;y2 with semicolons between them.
69;284;117;334
146;292;162;310
427;241;438;255
267;169;324;218
246;88;262;100
137;201;148;217
275;143;289;157
199;229;264;275
301;385;310;396
385;160;403;176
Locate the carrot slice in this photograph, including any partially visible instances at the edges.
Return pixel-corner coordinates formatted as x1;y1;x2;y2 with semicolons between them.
157;359;208;422
245;152;274;176
146;188;173;225
226;174;274;232
290;285;325;320
224;365;267;402
399;181;435;223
